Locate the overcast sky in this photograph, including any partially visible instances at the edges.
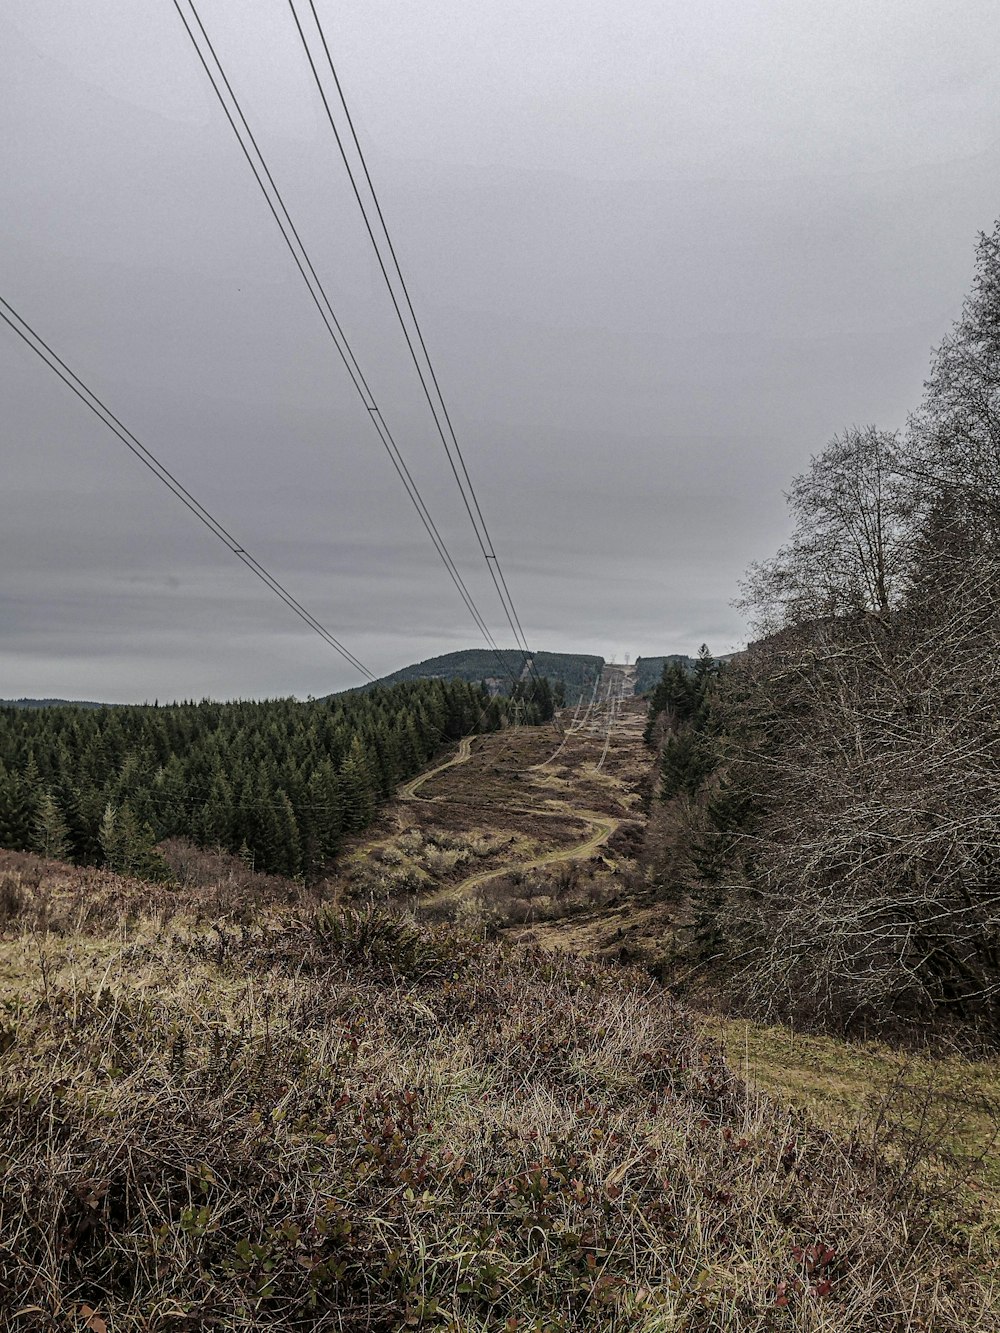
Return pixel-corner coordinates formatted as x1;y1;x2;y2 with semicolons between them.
3;0;999;702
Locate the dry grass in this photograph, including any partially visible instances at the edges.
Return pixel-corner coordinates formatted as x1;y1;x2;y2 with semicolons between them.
1;854;998;1329
712;1019;1000;1199
345;828;531;903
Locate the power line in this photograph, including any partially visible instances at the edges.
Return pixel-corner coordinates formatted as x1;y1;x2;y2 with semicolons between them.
173;0;522;693
0;295;376;682
286;0;533;667
286;3;563;737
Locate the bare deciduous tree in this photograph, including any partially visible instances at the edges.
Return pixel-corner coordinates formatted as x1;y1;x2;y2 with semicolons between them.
712;578;1000;1030
739;425;910;635
692;223;1000;1037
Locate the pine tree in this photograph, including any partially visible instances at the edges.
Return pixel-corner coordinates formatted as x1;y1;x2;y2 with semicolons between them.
339;736;375;834
693;644;716;693
33;791;70;861
55;778;96;863
660;729;716;800
99;802;169;880
0;766;37;851
644;660;696;745
300;761;341;879
196;773;235;850
272;791;302;878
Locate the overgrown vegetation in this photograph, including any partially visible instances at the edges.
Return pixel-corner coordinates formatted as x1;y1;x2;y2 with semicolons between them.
2;850;997;1330
0;678;554;880
647;220;1000;1041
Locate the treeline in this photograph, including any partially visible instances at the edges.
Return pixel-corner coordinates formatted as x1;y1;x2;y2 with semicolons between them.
648;220;1000;1039
634;654;695;697
0;676;554;879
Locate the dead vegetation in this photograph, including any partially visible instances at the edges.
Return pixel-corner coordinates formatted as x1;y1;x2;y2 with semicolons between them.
345;827;529;903
0;846;310;937
337;713;650;926
2;685;996;1328
1;852;998;1330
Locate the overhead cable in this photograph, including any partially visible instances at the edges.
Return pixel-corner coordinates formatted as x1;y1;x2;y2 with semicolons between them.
173;0;521;691
287;0;533;667
0;295;376;681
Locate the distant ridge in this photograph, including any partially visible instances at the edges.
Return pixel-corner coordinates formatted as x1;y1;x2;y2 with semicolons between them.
0;698;111;710
4;650;704;712
338;649;606;705
342;649;714;705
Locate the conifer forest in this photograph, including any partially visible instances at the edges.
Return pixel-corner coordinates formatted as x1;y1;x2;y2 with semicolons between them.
0;677;553;878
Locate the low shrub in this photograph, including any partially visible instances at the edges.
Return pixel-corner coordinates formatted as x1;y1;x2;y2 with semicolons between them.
0;854;996;1330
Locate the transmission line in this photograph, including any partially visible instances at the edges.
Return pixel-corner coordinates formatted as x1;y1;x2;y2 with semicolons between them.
287;2;563;736
173;0;522;693
0;295;376;681
286;0;533;668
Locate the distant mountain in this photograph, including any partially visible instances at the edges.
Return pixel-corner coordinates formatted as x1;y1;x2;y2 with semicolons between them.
346;649;726;704
0;698;111;710
530;652;606;702
344;649;606;705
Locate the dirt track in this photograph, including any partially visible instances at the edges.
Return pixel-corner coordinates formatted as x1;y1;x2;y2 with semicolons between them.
423;807;620;906
351;696;649;914
397;726;622;904
398;735;474;800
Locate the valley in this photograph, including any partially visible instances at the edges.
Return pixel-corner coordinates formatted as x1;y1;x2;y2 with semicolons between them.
338;691;1000;1211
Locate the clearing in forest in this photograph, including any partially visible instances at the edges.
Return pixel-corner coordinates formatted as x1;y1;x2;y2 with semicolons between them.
340;695;653;926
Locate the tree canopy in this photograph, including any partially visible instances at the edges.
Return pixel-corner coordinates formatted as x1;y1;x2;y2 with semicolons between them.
0;675;554;878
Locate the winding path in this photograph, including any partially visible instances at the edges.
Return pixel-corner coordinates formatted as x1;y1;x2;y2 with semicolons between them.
420;807;619;908
398;735;473;801
395;707;634;911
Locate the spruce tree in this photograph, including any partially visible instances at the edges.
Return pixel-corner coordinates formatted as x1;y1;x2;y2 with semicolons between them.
273;791;302;878
0;767;37;851
693;644;716;694
339;735;375;834
99;802;169;880
660;729;716;800
33;791;70;861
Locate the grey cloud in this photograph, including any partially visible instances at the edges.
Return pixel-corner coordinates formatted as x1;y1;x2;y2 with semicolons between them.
3;0;999;700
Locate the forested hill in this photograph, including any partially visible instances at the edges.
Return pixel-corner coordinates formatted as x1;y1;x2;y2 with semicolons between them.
348;649;605;704
0;676;554;879
0;698;109;710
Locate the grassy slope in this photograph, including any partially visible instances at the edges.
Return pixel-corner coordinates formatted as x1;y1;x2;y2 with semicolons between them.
712;1019;1000;1195
1;851;998;1330
368;710;1000;1290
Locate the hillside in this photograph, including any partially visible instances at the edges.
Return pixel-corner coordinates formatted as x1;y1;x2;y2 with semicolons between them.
2;692;998;1329
2;843;996;1330
0;679;554;878
633;654;695;695
352;648;606;704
